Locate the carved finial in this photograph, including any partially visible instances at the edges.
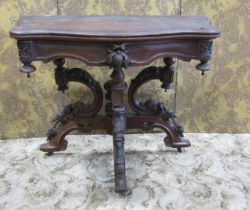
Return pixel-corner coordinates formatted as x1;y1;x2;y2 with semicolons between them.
20;62;36;78
196;40;213;75
196;62;211;75
17;40;36;77
54;58;68;92
161;57;176;90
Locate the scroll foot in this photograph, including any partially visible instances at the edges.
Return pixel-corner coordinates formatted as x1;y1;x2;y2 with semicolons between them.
164;137;190;152
39;120;78;154
40;139;68;154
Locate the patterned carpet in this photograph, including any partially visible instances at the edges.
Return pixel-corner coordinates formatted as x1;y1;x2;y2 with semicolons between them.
0;133;249;210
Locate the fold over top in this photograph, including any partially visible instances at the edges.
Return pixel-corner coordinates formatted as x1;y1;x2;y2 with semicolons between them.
10;15;221;41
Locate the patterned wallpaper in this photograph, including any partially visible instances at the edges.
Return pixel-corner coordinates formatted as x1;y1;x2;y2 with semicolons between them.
0;0;249;139
177;0;250;133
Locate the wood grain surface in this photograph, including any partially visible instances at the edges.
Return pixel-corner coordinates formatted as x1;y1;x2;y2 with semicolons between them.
10;15;220;38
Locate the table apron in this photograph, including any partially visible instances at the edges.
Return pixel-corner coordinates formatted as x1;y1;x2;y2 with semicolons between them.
24;39;200;65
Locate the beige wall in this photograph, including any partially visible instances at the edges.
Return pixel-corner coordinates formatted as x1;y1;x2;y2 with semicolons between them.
0;0;249;139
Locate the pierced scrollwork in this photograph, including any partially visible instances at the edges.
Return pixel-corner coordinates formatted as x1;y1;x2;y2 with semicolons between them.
127;57;187;150
53;59;103;118
41;59;104;152
106;44;135;69
128;57;176;114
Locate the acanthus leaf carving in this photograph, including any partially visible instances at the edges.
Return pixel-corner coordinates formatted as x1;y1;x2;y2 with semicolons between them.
107;44;135;69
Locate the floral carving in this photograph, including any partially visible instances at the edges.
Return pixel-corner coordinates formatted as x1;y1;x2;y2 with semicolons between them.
142;99;184;137
107;44;135;68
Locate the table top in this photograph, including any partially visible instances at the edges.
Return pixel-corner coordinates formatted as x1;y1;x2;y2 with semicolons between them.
10;15;220;41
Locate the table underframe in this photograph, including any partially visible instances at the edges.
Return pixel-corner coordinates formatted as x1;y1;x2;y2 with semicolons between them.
39;56;191;193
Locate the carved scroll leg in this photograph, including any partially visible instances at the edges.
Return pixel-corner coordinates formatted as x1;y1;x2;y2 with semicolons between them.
40;58;104;155
39;121;78;155
127;57;191;153
127;115;190;153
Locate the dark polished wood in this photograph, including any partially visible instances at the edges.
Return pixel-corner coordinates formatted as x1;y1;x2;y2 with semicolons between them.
10;16;220;40
10;15;220;194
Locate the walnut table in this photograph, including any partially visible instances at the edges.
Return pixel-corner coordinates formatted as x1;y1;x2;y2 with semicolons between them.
10;16;220;194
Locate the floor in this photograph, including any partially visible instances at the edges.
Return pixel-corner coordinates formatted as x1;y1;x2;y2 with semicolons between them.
0;133;249;210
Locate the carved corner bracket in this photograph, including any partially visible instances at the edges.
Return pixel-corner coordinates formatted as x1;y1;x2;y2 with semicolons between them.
196;40;213;75
17;40;36;77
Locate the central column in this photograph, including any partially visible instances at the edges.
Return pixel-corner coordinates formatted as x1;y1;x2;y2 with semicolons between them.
107;44;130;193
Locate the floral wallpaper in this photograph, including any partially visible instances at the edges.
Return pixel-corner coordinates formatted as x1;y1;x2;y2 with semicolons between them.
176;0;250;133
0;0;249;139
